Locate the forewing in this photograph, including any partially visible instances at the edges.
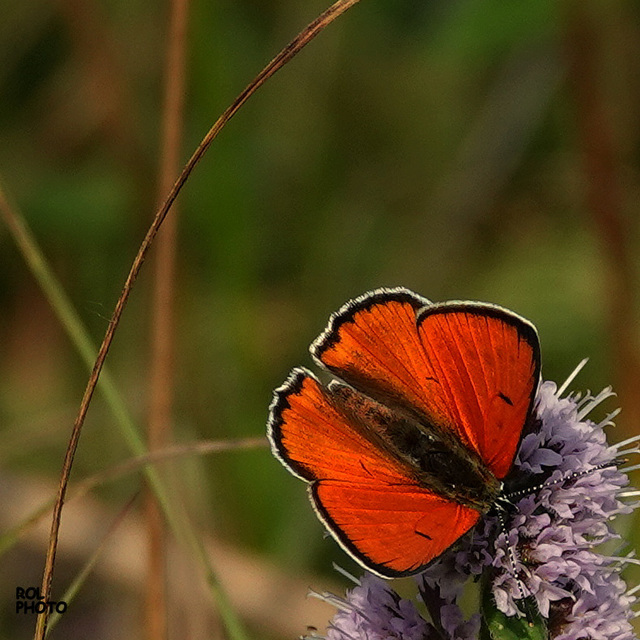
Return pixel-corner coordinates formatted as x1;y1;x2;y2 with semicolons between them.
267;367;480;576
268;368;411;485
312;289;540;480
311;288;438;418
415;304;540;479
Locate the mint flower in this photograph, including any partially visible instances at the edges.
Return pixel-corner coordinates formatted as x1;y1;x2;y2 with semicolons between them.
310;367;640;640
312;572;434;640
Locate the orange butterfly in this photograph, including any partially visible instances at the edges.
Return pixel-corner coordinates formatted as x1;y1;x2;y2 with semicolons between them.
268;288;541;578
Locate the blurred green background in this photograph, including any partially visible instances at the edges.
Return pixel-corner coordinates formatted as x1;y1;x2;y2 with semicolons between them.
1;0;639;638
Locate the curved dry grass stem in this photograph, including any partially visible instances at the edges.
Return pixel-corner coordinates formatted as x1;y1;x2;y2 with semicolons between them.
34;1;361;638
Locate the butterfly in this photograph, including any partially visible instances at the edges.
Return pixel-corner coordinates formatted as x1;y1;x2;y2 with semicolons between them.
267;287;541;578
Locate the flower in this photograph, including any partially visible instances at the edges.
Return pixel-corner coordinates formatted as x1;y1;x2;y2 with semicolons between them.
311;368;639;640
312;572;434;640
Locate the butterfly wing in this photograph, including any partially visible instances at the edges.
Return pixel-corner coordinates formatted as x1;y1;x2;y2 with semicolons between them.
416;303;541;479
313;482;480;577
311;287;437;415
313;289;540;480
268;368;481;577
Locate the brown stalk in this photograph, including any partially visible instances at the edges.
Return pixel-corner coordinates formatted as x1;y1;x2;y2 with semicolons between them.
145;0;190;637
34;1;361;637
563;3;640;435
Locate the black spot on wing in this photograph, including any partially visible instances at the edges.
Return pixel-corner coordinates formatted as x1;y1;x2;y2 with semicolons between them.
415;530;433;540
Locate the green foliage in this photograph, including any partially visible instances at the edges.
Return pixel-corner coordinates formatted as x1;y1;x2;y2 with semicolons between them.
480;589;548;640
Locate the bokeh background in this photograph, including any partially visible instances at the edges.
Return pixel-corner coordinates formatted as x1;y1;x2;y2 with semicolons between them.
1;0;639;638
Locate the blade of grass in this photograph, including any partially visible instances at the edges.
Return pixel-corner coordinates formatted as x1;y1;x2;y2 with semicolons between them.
0;183;176;545
0;171;233;635
0;184;132;441
0;176;248;638
32;1;362;638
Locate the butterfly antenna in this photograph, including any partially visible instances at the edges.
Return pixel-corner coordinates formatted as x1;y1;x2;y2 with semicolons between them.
504;460;619;502
496;506;545;627
495;506;528;605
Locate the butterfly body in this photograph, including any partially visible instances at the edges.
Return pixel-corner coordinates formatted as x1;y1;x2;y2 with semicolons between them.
268;288;541;578
327;380;502;512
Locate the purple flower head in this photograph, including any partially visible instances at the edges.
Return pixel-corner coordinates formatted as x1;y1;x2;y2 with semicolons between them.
313;369;639;640
311;572;434;640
